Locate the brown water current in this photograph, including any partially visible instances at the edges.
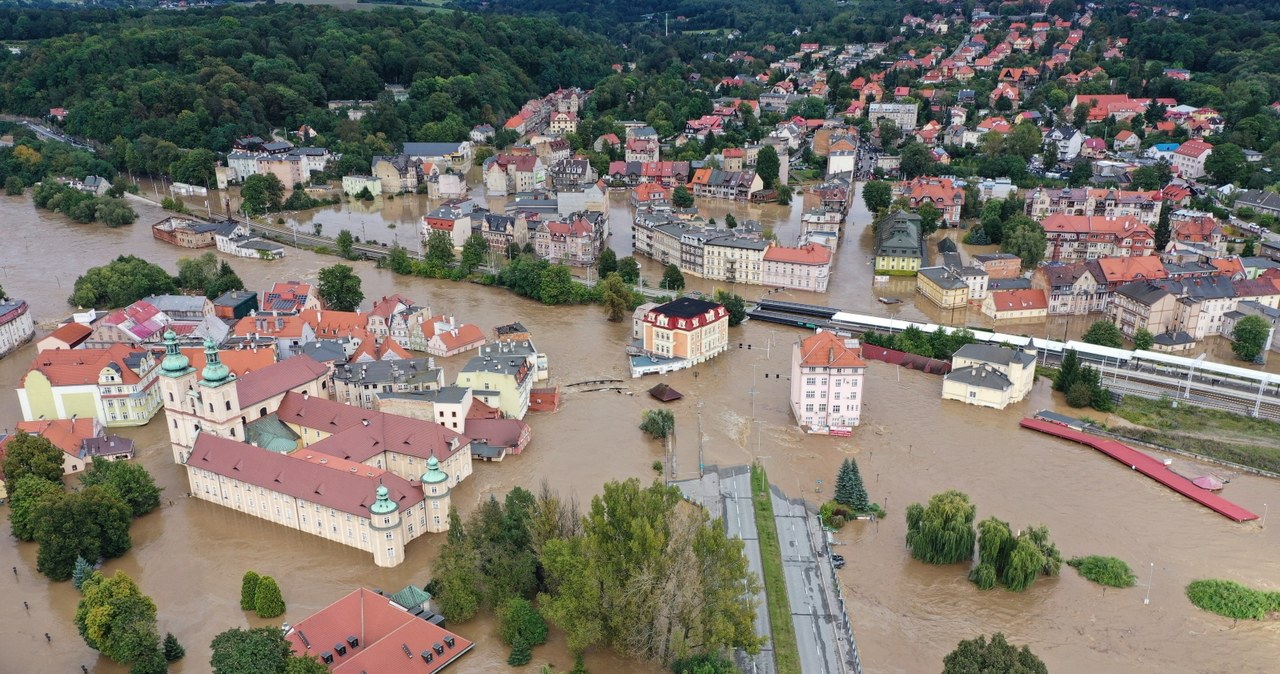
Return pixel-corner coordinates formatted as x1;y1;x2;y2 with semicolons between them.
0;189;1278;673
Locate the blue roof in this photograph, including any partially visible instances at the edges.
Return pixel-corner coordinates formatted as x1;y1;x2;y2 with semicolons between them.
1154;143;1180;152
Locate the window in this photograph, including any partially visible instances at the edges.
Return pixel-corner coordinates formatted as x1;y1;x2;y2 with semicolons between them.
804;404;814;413
385;532;393;541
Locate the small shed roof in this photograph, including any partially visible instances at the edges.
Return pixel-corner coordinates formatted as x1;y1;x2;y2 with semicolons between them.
648;383;684;402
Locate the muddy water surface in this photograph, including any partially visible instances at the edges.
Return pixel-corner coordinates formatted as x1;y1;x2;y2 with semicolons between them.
0;191;1278;673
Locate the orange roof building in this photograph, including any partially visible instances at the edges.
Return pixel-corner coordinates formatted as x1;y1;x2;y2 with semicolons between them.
982;289;1048;321
790;330;866;433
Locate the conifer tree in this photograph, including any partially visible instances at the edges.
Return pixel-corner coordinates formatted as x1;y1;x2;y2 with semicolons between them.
254;575;286;619
240;571;260;611
163;632;185;661
834;458;870;511
72;556;93;591
507;639;533;666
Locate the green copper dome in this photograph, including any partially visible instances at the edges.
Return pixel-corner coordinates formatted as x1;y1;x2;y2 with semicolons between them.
199;337;231;385
160;329;191;374
370;485;398;515
421;456;449;485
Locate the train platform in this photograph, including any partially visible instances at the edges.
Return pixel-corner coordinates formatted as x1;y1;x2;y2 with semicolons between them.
1020;417;1259;522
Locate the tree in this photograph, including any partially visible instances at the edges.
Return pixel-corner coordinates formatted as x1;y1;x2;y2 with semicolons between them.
1243;239;1257;257
1073;104;1090;129
80;458;162;518
776;185;792;206
901;142;931;179
834;458;869;511
8;474;62;541
33;486;133;581
1154;203;1172;253
284;656;331;674
1068;159;1093;187
425;230;455;269
1132;163;1172;190
240;571;261;611
2;431;64;485
177;252;218;291
598;272;631;322
672;654;737;674
714;290;746;327
74;571;160;667
1204;143;1246;185
862;180;892;213
163;632;185;662
756;145;780;189
618;256;641;284
72;556;94;591
943;633;1047;674
460;233;489;274
499;597;548;664
5;175;24;195
917;201;942;235
1001;216;1047;269
384;246;413;274
1055;349;1080;393
335;229;355;259
904;490;976;565
210;627;293;674
539;479;760;661
724;214;738;229
672;186;694;208
206;261;245;300
539;264;577;305
1232;315;1270;362
1082;320;1125;348
253;575;286;618
240;174;285;215
597;247;618;278
71;256;177;309
131;644;168;674
316;264;363;312
1133;328;1155;351
507;639;533;666
661;264;685;291
639;409;675;439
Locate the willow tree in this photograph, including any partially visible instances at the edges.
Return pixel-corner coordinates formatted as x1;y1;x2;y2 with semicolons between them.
1002;538;1047;592
905;490;976;565
970;517;1013;590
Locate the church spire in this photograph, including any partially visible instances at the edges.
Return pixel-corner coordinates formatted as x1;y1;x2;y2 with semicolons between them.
199;337;231;386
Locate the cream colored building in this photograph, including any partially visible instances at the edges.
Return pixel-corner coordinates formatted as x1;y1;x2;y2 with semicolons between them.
703;236;769;285
942;343;1037;410
342;175;381;197
454;340;537;420
790;331;867;434
916;267;970;309
18;345;162;427
639;297;729;365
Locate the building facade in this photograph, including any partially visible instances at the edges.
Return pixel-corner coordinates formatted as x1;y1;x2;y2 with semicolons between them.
18;345;161;427
639;297;729;366
790;331;866;434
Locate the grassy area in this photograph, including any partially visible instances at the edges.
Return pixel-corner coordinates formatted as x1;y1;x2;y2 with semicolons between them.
1109;396;1280;473
1186;579;1280;620
1067;556;1137;588
750;464;801;674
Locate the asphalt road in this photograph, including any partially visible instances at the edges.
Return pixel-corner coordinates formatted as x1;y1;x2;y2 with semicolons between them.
771;491;847;674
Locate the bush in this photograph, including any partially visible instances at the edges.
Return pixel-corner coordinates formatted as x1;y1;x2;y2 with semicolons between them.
1065;381;1094;408
254;575;286;618
671;653;736;674
240;571;260;611
1186;579;1280;620
1067;556;1137;588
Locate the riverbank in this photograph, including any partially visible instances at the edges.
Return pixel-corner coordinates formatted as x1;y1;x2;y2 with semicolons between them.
1106;396;1280;475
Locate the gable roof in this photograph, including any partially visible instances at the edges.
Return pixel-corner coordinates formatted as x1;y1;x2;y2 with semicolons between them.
235;355;329;407
797;331;866;368
285;588;473;673
24;344;146;387
274;391;467;464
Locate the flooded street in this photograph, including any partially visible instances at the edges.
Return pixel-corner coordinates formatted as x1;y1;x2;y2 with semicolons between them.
1;190;1279;673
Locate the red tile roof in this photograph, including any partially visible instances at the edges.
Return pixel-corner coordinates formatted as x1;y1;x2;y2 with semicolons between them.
181;346;278;377
187;434;423;517
12;419;98;456
989;289;1048;312
235;355;329;406
41;322;93;349
24;344;146;387
798;331;866;368
274;391;468;464
1174;139;1213;158
1091;256;1168;284
286;588;473;673
764;243;832;265
432;323;485;352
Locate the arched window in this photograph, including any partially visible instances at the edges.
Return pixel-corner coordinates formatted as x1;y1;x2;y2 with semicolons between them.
259;407;268;418
225;401;232;411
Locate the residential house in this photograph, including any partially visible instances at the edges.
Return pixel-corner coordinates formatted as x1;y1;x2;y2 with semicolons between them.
1108;276;1237;340
283;588;473;670
689;168;763;202
1034;263;1103;315
403;142;473;174
789;331;866;434
470;124;495;143
1172;140;1213;180
972;253;1022;279
1041;214;1155;263
761;243;833;292
548;110;578;135
873;210;925;274
548;159;594;190
1235;190;1280;219
17;345;162;427
868;102;918;130
263;281;321;313
371;155;420;194
625;138;660;163
422;200;479;250
342;175;381;197
483;154;545;196
36;322;92;353
455;340;537;419
534;213;605;267
901;177;965;224
84;301;170;349
981;288;1048;321
1025;187;1162;227
703;236;769;285
151;217;219;249
1113;130;1139;152
635;297;729;374
631;183;671;208
1;418;135;476
917;266;972;309
232;313;317;358
942;343;1036;410
333;358;444;410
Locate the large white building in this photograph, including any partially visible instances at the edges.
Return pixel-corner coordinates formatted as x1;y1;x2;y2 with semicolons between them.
789;331;867;435
941;343;1036;410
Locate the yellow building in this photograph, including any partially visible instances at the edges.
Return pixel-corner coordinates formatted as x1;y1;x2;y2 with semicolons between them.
874;210;925;275
17;345;161;427
454;340;536;419
916;267;970;309
942;343;1037;410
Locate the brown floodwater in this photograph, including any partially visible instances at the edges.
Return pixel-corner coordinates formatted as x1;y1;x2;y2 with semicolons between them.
1;189;1278;673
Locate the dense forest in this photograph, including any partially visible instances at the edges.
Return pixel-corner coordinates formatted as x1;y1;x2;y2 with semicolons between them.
0;6;618;153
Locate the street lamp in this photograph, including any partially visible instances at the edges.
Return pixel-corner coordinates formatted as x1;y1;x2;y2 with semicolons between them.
1143;562;1155;605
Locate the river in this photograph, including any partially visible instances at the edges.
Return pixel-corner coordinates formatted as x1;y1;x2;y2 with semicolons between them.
0;189;1278;673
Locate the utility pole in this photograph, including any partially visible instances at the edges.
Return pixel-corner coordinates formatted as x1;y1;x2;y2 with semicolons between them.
751;363;759;420
665;12;669;37
697;401;705;477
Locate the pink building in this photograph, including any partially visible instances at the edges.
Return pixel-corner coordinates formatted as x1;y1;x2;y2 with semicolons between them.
790;331;867;435
762;243;832;292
